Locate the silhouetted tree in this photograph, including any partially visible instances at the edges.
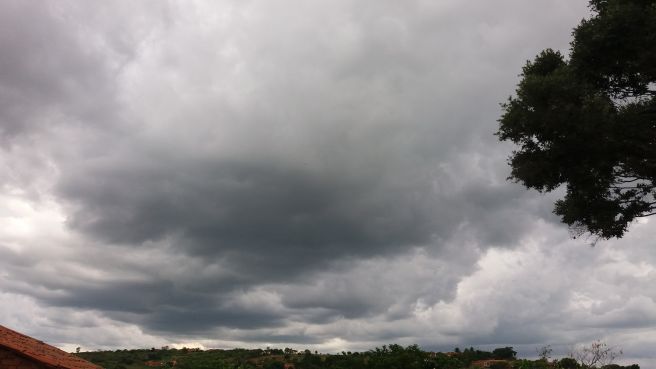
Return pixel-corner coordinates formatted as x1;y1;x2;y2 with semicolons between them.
498;0;656;240
492;347;517;360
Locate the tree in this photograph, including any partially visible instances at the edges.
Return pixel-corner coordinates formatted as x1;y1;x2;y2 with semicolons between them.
492;347;517;360
570;341;622;368
367;344;428;369
558;358;580;369
536;345;552;362
264;361;285;369
430;353;463;369
514;359;549;369
497;0;656;240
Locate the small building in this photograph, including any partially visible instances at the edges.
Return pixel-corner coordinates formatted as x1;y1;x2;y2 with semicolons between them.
0;324;103;369
471;360;511;368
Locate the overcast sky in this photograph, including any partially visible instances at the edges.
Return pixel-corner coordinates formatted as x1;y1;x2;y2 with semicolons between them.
1;0;655;366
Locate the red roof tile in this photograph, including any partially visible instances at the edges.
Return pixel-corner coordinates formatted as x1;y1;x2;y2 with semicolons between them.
0;324;103;369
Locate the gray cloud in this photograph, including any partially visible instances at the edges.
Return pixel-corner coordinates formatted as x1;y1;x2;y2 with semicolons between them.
0;2;120;140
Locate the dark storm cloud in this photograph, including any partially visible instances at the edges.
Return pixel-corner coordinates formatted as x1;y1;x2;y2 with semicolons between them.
1;0;589;334
0;1;121;141
59;157;439;262
48;0;570;290
47;139;552;332
142;306;287;332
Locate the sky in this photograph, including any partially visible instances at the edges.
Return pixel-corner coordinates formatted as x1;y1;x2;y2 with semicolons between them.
1;0;655;366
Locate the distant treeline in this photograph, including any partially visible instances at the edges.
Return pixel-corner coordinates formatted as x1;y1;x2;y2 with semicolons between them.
76;343;639;369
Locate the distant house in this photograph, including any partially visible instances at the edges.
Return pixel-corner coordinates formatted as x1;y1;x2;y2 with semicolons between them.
0;324;103;369
144;360;162;366
471;360;511;368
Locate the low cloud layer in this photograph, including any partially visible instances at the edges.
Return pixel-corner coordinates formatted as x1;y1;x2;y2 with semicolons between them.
1;0;655;366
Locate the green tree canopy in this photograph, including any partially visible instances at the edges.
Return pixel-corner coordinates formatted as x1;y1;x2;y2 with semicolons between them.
492;347;517;360
367;344;428;369
558;357;580;369
497;0;656;240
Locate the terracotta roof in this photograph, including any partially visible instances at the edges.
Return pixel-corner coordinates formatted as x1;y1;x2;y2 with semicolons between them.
0;324;103;369
471;359;510;368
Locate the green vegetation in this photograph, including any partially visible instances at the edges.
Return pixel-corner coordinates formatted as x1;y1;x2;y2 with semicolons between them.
75;344;639;369
497;0;656;240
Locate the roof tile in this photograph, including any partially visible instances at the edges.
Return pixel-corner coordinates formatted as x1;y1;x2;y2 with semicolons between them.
0;324;103;369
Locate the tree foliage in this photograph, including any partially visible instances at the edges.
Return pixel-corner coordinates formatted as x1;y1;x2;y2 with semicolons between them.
570;341;622;369
558;357;580;369
75;343;641;369
492;347;517;360
497;0;656;240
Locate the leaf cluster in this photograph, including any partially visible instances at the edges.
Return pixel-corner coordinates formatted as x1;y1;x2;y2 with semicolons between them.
498;0;656;239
